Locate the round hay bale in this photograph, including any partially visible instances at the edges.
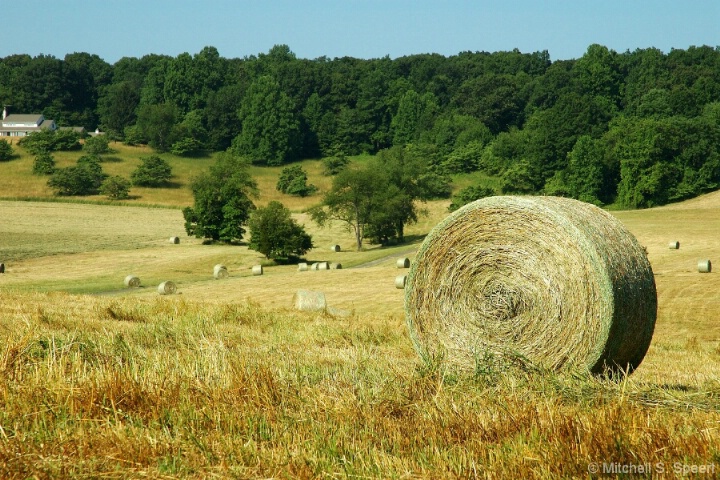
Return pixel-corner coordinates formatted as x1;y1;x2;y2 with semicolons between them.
395;275;407;289
252;265;264;276
292;290;327;312
0;263;4;274
298;262;308;272
310;262;319;271
213;264;229;279
668;241;680;249
317;261;330;270
330;244;341;252
157;281;177;295
405;196;657;376
124;275;141;288
397;257;411;268
169;236;180;244
330;262;342;270
698;260;712;273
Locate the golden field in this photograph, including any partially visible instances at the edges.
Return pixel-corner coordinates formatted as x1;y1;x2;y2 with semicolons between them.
0;144;719;478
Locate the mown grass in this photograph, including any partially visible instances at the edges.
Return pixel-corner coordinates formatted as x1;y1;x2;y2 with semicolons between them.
0;292;718;478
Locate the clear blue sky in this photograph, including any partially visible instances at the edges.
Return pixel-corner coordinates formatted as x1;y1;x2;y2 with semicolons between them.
1;0;718;63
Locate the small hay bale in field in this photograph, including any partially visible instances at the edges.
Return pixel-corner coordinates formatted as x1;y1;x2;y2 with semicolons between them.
330;244;341;252
317;261;330;270
213;264;229;279
397;257;411;268
169;236;180;244
310;262;319;271
0;263;4;274
252;265;264;276
158;281;177;295
330;262;342;270
395;275;407;289
293;290;327;312
298;262;308;272
124;275;141;288
698;260;712;273
405;196;657;376
668;241;680;249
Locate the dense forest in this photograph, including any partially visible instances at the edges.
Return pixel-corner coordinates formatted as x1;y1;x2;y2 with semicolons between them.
2;43;720;208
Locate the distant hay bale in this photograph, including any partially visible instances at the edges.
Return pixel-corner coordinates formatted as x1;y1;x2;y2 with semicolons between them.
330;244;341;252
213;264;229;279
298;262;308;272
668;241;680;249
169;236;180;244
252;265;264;276
405;196;657;376
317;261;330;270
310;262;319;271
330;262;342;269
395;275;407;289
124;275;140;288
293;290;327;312
157;281;177;295
698;260;712;273
397;257;411;268
0;263;4;274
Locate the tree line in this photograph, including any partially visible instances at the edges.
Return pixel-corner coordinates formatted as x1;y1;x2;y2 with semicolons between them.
2;43;720;209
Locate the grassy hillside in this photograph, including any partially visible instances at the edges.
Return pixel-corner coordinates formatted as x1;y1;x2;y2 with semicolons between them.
1;143;720;477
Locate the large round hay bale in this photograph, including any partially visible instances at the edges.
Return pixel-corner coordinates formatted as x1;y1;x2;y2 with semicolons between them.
213;264;229;279
397;257;411;268
298;262;308;272
158;281;177;295
292;290;327;312
124;275;141;288
698;260;712;273
317;261;329;270
395;275;407;289
169;236;180;244
668;241;680;249
252;265;264;276
405;196;657;375
330;244;341;252
330;262;342;270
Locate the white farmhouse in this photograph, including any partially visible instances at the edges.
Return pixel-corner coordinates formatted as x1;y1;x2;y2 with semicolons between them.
0;107;57;137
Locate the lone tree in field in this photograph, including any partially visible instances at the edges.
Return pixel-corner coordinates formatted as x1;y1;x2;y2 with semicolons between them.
248;201;313;260
131;155;173;187
0;139;14;161
100;175;131;200
276;165;317;197
47;155;105;196
83;135;111;155
183;152;257;242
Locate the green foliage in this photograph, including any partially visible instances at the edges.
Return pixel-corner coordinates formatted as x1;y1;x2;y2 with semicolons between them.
170;137;203;156
0;139;14;161
136;103;178;152
122;125;145;146
47;156;105;196
32;152;56;175
131;155;172;187
100;175;131;200
82;135;110;155
276;165;316;197
321;153;350;176
248;201;313;259
449;185;495;212
18;129;81;154
183;152;257;242
442;141;485;174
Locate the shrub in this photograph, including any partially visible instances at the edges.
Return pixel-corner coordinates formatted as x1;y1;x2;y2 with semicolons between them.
32;152;56;175
322;153;350;176
0;139;13;161
276;165;316;197
170;137;203;156
100;175;131;200
248;201;313;259
131;155;172;187
48;157;105;196
18;129;81;154
83;135;110;155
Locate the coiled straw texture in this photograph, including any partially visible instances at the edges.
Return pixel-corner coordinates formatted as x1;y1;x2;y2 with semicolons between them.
405;196;657;375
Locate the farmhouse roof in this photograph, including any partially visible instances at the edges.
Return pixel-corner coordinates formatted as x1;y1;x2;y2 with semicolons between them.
2;114;44;125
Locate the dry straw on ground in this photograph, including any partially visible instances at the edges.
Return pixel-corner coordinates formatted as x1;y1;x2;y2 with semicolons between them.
397;257;411;268
157;281;177;295
123;275;140;288
698;260;712;273
169;236;180;244
252;265;264;276
668;241;680;249
405;196;657;375
292;289;327;311
213;264;229;279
